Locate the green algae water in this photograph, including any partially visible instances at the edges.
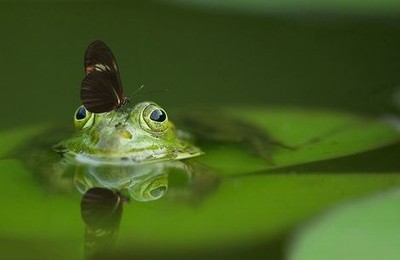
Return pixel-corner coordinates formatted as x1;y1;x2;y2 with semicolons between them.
1;1;400;259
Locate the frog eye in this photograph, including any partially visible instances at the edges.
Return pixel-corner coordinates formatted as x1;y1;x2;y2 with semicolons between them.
74;106;95;130
128;174;168;202
150;109;167;122
141;104;168;132
76;106;87;120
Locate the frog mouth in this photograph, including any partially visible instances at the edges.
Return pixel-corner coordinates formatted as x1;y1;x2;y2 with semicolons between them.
70;146;203;166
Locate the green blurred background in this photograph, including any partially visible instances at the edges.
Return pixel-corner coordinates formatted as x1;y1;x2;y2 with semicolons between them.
2;0;400;129
2;1;400;259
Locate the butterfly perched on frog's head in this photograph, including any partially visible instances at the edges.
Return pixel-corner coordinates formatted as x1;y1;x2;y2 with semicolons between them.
81;41;129;114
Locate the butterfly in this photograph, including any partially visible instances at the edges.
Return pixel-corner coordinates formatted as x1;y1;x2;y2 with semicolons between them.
81;41;129;113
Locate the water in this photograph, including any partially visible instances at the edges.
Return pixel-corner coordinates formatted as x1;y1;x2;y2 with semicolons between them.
1;1;400;259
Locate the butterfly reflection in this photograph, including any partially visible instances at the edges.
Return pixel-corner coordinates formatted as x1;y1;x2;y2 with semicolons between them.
81;187;124;259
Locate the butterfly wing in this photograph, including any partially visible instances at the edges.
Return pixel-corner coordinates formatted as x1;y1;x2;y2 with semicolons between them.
81;70;121;113
81;41;124;113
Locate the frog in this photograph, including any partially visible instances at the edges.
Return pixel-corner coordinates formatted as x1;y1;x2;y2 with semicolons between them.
49;101;219;202
56;101;203;166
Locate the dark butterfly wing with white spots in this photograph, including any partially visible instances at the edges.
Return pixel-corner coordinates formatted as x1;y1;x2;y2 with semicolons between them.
81;41;124;113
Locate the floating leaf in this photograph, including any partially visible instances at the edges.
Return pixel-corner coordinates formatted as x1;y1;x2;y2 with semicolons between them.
289;188;400;260
195;107;400;175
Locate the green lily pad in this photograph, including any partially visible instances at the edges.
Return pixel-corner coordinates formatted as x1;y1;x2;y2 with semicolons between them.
196;107;400;175
289;188;400;260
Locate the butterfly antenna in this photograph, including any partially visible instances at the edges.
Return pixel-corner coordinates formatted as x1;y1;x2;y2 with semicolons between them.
128;84;145;98
135;88;169;97
127;84;169;100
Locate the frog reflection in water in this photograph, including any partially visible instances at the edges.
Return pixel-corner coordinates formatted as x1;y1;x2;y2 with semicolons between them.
54;102;218;258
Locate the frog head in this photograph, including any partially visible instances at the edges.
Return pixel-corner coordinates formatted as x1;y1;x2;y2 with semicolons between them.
61;102;202;165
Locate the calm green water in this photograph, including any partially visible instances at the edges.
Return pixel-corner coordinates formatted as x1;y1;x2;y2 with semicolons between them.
1;1;400;259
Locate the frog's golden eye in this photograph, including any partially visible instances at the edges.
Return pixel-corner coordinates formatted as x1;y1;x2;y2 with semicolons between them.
74;106;95;130
141;104;168;132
